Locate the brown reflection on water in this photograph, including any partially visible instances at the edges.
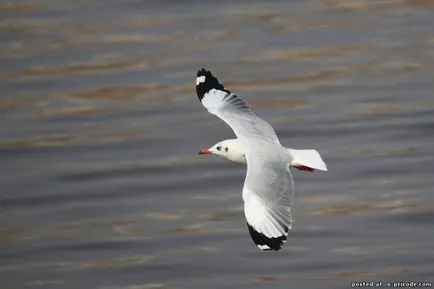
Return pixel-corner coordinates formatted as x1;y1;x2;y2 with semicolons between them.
310;201;426;216
249;99;307;108
0;219;141;245
332;267;409;278
163;226;239;235
357;104;402;116
0;17;61;35
326;0;434;11
3;254;155;272
0;135;75;148
228;68;349;92
61;254;155;271
146;212;183;220
16;60;151;79
199;206;242;222
70;86;160;100
0;3;43;13
244;45;375;62
37;107;109;118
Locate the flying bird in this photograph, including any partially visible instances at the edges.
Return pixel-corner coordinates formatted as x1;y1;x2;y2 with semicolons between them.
196;69;327;251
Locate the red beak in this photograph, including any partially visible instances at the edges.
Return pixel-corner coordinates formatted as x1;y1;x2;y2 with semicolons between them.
198;149;211;155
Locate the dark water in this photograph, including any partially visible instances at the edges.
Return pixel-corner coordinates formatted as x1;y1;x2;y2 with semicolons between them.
1;1;434;288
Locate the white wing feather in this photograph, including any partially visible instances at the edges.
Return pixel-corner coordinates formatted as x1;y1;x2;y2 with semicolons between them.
242;151;294;250
196;69;280;144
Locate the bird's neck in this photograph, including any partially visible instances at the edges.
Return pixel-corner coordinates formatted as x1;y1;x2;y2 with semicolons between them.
227;152;246;165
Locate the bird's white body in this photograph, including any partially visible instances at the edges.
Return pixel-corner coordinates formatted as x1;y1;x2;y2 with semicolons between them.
195;69;327;251
207;138;327;171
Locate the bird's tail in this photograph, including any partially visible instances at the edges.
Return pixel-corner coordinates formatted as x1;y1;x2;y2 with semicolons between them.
288;149;328;172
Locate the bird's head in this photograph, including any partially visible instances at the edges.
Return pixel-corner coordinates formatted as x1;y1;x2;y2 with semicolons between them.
198;139;246;164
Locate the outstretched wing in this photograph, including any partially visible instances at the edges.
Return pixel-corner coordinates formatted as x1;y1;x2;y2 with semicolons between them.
196;68;280;144
242;153;294;251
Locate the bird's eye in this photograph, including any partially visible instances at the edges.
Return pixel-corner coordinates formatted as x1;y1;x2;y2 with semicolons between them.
225;147;228;152
216;146;221;151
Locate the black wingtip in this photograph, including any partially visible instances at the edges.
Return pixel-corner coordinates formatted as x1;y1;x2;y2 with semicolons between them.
196;68;229;101
247;223;288;251
197;68;207;77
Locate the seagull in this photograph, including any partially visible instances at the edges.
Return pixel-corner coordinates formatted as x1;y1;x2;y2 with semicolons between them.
196;68;327;251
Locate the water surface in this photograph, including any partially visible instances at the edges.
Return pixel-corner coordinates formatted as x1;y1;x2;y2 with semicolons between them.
1;1;434;288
